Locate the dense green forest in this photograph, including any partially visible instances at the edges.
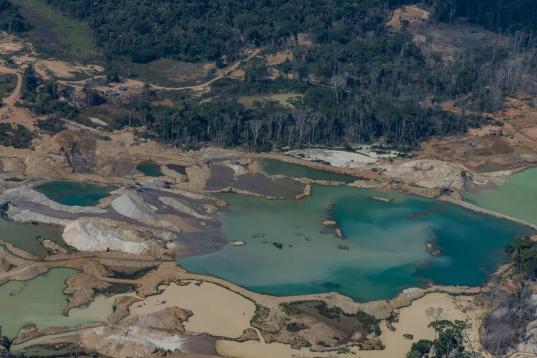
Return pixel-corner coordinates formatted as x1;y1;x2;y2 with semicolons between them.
42;0;537;63
0;0;28;32
45;0;400;63
433;0;537;35
4;0;537;150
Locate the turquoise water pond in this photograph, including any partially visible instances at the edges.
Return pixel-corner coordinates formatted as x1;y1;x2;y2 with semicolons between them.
260;159;356;183
463;167;537;226
35;181;113;206
181;185;530;302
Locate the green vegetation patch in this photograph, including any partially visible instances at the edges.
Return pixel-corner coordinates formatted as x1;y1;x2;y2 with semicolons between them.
0;123;33;148
282;301;381;338
0;73;17;100
79;104;124;129
36;116;66;134
238;92;302;109
0;0;28;33
113;58;214;87
434;0;537;35
406;320;471;358
506;236;537;280
11;0;99;61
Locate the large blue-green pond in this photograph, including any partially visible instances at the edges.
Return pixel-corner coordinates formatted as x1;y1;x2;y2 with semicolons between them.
181;185;530;302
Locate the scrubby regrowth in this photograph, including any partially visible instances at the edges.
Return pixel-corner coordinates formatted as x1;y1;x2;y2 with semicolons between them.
406;320;471;358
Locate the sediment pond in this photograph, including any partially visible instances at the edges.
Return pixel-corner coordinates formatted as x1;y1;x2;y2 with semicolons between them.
205;164;305;198
260;159;357;183
0;221;65;256
35;181;113;206
182;185;530;302
0;269;114;337
463;168;537;226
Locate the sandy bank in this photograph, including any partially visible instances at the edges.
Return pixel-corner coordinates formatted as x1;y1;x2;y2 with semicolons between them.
130;281;256;338
216;293;485;358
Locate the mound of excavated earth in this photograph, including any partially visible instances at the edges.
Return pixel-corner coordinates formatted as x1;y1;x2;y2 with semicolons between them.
63;219;149;254
159;197;211;220
378;159;472;190
111;191;156;222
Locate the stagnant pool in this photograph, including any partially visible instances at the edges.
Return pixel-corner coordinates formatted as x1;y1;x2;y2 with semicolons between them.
463;167;537;226
260;159;357;183
0;269;115;337
181;185;530;302
0;220;65;256
35;181;113;206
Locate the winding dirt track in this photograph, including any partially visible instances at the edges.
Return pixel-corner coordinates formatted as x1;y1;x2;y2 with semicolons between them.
0;65;22;107
0;64;36;129
150;48;262;93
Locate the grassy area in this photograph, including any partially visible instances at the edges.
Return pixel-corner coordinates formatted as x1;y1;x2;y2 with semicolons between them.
118;58;215;87
12;0;99;61
238;92;302;108
0;73;17;100
79;104;123;129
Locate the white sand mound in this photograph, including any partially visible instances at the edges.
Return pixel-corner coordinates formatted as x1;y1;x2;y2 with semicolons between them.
111;191;156;222
287;148;378;168
159;197;211;220
63;219;148;254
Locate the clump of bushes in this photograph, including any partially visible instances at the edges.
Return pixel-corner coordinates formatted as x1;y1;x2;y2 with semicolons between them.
0;123;33;148
506;236;537;280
